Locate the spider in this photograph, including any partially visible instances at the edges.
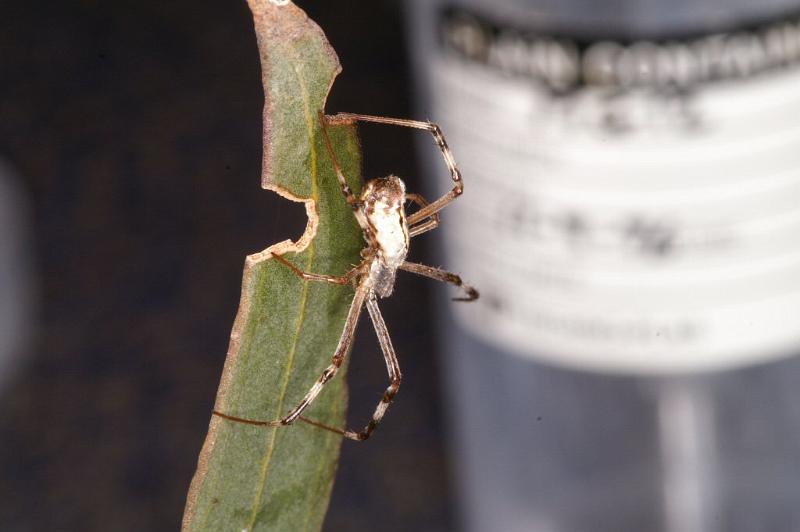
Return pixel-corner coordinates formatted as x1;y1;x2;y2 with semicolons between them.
213;112;478;441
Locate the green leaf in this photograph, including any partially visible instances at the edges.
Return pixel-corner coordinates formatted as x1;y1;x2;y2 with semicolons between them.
182;2;363;531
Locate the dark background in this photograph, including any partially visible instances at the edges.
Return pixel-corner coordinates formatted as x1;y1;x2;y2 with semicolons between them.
0;1;454;530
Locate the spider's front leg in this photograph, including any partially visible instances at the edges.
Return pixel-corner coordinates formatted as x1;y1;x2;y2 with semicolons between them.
406;192;440;238
328;112;464;225
318;111;371;233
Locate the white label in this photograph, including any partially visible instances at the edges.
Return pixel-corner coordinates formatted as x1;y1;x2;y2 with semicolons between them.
428;20;800;374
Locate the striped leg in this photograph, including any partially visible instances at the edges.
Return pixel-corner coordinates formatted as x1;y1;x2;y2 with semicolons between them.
212;280;370;428
300;292;401;441
400;261;479;302
354;293;402;440
272;253;362;285
406;192;440;238
318;111;370;233
328;113;464;225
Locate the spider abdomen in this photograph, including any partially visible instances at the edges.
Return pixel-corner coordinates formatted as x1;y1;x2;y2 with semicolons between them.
369;261;399;298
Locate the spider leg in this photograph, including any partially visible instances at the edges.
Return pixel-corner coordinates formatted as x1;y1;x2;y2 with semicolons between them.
406;192;440;238
351;293;402;441
299;292;403;441
318;111;371;234
272;253;362;285
328;113;463;225
212;281;369;427
399;261;479;302
318;111;360;209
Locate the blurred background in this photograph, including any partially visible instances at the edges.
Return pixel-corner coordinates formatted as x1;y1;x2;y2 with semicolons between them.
407;1;800;532
5;1;800;531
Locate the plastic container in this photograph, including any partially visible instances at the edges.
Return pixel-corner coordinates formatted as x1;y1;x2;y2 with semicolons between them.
406;1;800;530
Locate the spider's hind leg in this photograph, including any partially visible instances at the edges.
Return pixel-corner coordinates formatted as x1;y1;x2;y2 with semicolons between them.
213;280;370;429
300;292;402;442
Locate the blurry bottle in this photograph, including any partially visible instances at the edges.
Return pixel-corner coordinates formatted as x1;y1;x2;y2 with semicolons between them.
406;1;800;531
0;159;35;392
